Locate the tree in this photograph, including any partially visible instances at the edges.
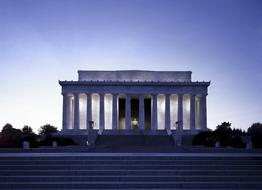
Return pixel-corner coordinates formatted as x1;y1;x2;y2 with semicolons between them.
193;122;245;148
216;122;232;133
22;125;38;147
213;122;233;146
22;125;34;136
0;123;23;148
248;122;262;148
38;124;57;136
1;123;13;133
232;128;246;136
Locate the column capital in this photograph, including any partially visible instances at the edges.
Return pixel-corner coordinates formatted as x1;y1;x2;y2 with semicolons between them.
73;93;79;97
165;93;171;97
151;94;158;98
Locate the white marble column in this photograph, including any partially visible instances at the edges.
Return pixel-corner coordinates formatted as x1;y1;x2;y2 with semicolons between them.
112;94;118;130
165;94;171;130
177;94;183;131
86;93;92;129
152;94;158;130
62;93;69;130
200;94;207;130
139;95;145;130
190;94;196;131
125;94;131;129
73;93;80;130
99;93;105;130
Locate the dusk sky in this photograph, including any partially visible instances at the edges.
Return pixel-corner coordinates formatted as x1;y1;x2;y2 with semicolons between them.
0;0;261;132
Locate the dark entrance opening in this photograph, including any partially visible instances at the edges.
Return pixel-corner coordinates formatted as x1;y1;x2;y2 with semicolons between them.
145;98;151;130
131;99;139;129
118;98;125;129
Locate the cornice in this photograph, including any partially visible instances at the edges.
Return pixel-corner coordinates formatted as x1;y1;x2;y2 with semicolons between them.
59;80;211;87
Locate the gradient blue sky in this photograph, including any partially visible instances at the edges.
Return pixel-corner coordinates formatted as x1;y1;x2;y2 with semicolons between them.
0;0;261;132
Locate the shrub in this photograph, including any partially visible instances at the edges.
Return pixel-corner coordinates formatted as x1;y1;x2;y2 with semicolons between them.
192;131;214;147
248;123;262;148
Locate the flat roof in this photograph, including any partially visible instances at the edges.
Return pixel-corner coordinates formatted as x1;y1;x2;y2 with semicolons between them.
78;70;192;82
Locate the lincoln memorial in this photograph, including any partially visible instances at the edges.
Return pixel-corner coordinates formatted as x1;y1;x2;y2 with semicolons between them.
59;70;210;135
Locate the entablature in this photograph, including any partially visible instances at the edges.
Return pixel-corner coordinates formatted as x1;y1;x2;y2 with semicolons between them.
59;80;210;87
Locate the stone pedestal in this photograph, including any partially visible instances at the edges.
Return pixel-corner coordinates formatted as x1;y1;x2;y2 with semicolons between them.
23;141;30;149
52;141;58;148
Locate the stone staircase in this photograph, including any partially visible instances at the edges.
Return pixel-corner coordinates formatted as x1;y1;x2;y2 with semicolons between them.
0;154;262;189
95;134;175;147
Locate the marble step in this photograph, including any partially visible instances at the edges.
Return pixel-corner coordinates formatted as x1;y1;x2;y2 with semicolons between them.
0;164;261;170
1;159;261;165
1;175;262;182
0;156;260;160
1;181;262;189
1;169;261;176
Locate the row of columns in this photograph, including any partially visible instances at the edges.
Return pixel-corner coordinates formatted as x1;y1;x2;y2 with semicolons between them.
62;93;207;131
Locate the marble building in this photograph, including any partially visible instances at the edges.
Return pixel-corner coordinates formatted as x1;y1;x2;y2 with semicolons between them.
59;70;210;134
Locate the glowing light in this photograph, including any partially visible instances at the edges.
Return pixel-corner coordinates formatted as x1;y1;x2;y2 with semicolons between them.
132;118;138;128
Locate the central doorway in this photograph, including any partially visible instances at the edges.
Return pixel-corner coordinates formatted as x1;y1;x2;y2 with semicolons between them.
118;96;152;130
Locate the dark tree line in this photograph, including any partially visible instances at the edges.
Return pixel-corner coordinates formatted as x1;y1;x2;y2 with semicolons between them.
0;124;75;148
193;122;262;148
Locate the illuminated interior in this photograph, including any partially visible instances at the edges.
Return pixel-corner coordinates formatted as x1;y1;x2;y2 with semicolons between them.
92;94;99;129
157;94;165;130
66;93;203;131
170;95;178;130
104;94;112;129
195;96;201;129
183;95;190;129
79;94;86;129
